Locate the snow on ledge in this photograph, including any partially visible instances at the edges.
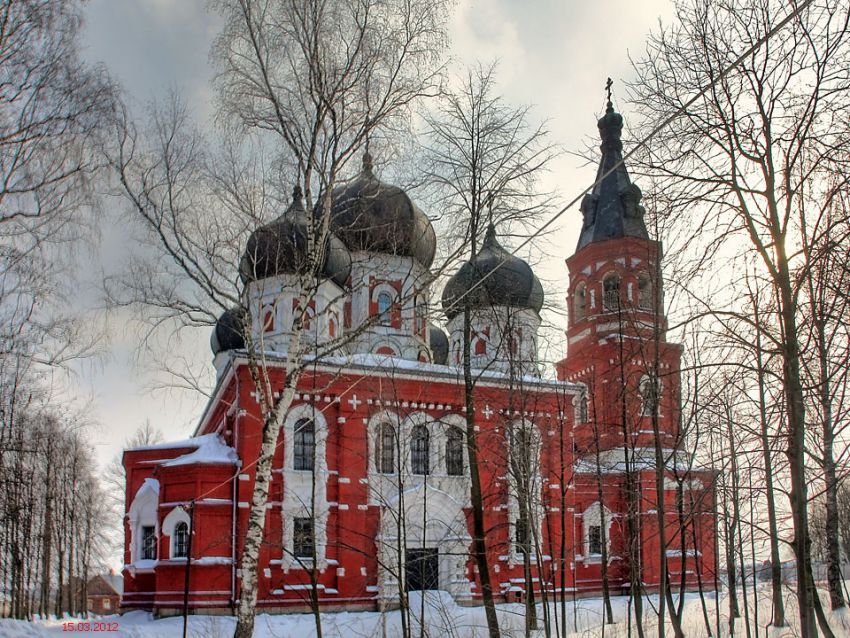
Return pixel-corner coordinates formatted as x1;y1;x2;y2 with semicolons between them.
666;549;702;557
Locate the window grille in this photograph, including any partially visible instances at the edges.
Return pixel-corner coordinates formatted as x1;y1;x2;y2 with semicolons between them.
603;276;620;311
293;418;315;471
173;522;189;558
141;526;156;560
411;425;430;475
588;524;602;555
377;292;392;325
376;422;396;474
446;427;464;476
293;518;314;559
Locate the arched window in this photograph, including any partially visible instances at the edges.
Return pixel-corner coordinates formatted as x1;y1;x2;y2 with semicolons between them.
578;395;589;423
376;422;396;474
293;304;315;330
513;427;533;479
173;522;189;558
582;502;611;558
603;275;620;312
293;518;314;559
377;292;392;325
141;526;157;560
263;307;275;333
574;283;587;322
587;525;603;555
414;297;426;336
515;516;530;554
293;418;315;471
411;425;430;475
640;376;659;417
328;317;336;338
446;427;465;476
638;275;653;310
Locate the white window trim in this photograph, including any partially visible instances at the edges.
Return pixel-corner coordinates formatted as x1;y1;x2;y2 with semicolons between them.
506;419;543;566
127;479;160;564
281;403;329;570
162;506;191;559
582;501;613;561
371;282;399;325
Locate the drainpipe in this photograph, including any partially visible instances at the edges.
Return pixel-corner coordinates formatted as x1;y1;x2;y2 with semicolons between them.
230;354;240;611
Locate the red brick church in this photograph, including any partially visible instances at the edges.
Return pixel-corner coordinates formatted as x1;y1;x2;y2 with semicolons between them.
122;102;716;614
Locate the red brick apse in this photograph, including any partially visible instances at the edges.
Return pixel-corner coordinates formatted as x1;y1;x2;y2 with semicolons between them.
122;103;716;615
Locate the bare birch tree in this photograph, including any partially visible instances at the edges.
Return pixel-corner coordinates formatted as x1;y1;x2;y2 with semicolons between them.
0;0;116;371
109;1;449;636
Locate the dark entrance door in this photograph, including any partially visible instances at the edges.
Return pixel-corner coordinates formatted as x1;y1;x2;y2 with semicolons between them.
406;547;439;591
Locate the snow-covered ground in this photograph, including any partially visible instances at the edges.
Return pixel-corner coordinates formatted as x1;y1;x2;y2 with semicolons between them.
3;586;849;637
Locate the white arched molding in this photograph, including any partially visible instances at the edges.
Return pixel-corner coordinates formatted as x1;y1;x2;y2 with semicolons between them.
281;403;329;570
127;478;160;567
376;483;473;604
506;419;544;566
371;281;400;324
581;501;613;562
162;506;191;560
371;336;404;357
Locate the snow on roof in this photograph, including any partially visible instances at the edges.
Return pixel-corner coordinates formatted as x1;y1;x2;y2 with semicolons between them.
161;434;239;467
312;352;573;388
128;433;239;468
128;433;218;453
134;478;160;499
573;446;709;475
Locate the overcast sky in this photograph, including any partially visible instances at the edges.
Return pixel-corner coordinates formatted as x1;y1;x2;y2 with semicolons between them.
76;0;675;473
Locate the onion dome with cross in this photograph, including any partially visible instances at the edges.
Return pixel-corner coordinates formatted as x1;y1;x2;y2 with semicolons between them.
240;185;352;287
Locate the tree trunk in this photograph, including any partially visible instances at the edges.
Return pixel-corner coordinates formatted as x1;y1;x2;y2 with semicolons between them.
463;300;501;638
233;382;298;638
592;430;614;625
776;265;816;638
753;321;786;627
617;329;644;638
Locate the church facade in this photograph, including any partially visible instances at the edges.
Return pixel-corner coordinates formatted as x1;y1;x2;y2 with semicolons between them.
121;104;716;615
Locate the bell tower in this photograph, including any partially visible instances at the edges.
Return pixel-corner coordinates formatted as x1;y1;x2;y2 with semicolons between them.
556;91;682;456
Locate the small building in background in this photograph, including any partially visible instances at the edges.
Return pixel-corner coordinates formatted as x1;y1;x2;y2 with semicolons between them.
85;574;122;616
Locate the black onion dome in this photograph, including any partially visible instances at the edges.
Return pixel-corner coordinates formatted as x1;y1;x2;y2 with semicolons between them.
442;225;544;320
240;186;352;287
321;153;436;268
211;307;246;354
428;324;449;365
